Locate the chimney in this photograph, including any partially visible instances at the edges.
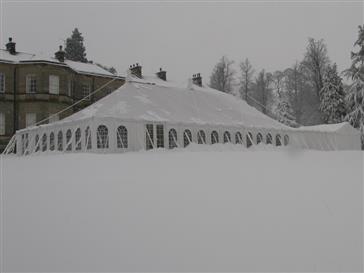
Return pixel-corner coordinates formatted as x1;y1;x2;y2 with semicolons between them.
156;67;167;81
129;63;142;78
192;73;202;87
6;37;16;55
54;45;65;62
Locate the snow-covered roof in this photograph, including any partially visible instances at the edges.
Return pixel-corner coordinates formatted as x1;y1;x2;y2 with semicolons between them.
0;49;122;78
297;122;360;135
59;75;290;129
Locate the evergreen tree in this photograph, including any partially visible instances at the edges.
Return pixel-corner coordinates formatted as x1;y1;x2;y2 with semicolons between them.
64;28;88;63
275;99;298;127
344;25;364;148
319;63;346;124
209;56;235;94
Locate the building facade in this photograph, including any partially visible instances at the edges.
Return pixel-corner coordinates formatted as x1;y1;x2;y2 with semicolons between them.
0;38;125;151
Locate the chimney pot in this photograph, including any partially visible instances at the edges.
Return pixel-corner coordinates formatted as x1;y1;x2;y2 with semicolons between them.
130;62;142;78
156;67;167;81
192;73;202;87
54;45;65;62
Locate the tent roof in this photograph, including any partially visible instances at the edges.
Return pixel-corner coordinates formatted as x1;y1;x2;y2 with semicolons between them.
297;122;360;135
58;75;289;129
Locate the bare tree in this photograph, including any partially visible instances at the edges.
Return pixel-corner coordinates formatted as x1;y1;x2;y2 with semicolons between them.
209;56;235;94
302;38;330;98
251;70;273;115
239;58;254;102
271;70;285;99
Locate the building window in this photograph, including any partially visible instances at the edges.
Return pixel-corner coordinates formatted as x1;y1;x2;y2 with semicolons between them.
266;133;273;145
223;131;231;143
183;129;192;147
26;74;37;93
68;79;73;97
235;132;243;144
156;124;164;148
168;128;178;149
284;135;289;146
25;113;36;128
246;132;253;148
97;125;109;149
49;132;55;151
75;128;81;150
0;113;5;135
117;125;128;148
66;129;72;151
42;133;47;152
0;73;5;93
257;133;263;144
85;126;92;150
49;114;59;123
57;131;63;151
49;75;59;94
146;124;154;150
197;130;206;144
211;130;219;144
82;84;91;100
276;134;282;146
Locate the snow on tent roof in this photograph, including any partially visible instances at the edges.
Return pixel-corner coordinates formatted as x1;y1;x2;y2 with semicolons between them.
297;122;360;135
0;49;119;78
59;76;290;129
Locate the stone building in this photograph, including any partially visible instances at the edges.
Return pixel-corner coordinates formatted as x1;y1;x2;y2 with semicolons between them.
0;38;125;151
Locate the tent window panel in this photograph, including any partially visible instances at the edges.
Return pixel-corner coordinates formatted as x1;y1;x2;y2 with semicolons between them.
235;132;243;144
266;133;273;145
117;125;128;148
66;129;72;151
223;131;231;143
276;134;282;146
257;133;263;144
57;131;63;151
284;135;289;146
183;129;192;147
168;129;178;149
85;126;92;150
97;125;109;149
35;134;40;152
246;132;253;148
146;124;154;150
197;130;206;144
156;124;164;148
75;128;81;150
42;133;47;152
49;132;55;151
211;131;219;144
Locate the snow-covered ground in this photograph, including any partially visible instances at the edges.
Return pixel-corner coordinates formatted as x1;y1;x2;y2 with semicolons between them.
1;145;363;272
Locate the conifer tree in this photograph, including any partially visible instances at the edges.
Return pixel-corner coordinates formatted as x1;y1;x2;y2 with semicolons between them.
319;63;346;124
344;25;364;148
64;28;88;63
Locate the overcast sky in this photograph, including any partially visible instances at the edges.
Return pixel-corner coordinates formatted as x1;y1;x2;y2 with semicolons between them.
1;0;362;83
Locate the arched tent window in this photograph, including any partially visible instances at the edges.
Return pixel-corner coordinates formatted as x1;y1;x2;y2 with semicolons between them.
75;128;81;150
117;125;128;148
197;130;206;144
183;129;192;147
168;129;178;149
85;126;92;150
211;131;219;144
266;133;273;145
49;132;55;151
97;125;109;149
57;131;63;151
256;133;263;144
66;129;72;151
246;132;253;148
35;134;40;152
42;133;47;152
276;134;282;146
284;135;289;146
223;131;231;143
235;132;243;144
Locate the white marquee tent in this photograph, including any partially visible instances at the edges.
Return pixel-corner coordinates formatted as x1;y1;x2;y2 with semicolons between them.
10;75;361;155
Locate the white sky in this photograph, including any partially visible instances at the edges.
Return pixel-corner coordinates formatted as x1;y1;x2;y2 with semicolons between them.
1;0;362;83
